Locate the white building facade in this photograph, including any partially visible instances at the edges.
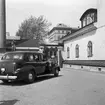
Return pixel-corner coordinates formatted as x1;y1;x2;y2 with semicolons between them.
60;0;105;69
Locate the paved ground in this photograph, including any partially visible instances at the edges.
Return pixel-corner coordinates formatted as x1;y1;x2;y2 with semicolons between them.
0;68;105;105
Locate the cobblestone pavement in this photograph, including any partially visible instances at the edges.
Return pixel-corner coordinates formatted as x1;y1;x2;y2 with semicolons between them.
0;68;105;105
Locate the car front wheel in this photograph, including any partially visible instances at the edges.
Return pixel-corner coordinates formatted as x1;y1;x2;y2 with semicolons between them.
25;71;36;83
54;68;59;77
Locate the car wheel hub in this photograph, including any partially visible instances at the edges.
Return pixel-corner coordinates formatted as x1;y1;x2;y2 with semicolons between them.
56;69;59;74
28;73;33;80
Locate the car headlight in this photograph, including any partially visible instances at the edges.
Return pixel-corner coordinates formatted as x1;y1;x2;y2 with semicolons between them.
1;68;5;72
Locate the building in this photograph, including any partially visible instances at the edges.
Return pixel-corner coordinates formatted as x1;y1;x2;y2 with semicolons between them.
5;33;40;51
60;0;105;70
48;23;78;43
60;8;97;60
6;32;20;50
16;39;40;51
6;32;20;40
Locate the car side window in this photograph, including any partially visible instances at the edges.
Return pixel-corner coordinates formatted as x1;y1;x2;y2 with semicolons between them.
39;54;44;61
24;54;29;61
34;54;42;62
34;54;39;61
25;53;43;62
27;54;34;62
40;54;43;61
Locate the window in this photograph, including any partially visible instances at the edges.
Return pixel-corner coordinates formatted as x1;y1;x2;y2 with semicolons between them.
75;44;79;58
83;17;87;27
90;13;95;22
82;12;97;27
54;35;56;40
28;54;34;61
58;30;60;33
2;53;23;60
87;14;93;25
40;54;43;61
87;41;93;57
34;54;41;61
67;47;70;58
62;30;64;34
64;31;66;34
68;30;71;34
58;35;60;40
94;12;97;22
60;30;62;33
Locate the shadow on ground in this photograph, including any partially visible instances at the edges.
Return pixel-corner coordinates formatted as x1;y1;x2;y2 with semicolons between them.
0;99;19;105
0;75;62;86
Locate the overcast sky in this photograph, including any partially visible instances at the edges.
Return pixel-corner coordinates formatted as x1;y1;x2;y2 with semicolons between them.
6;0;97;36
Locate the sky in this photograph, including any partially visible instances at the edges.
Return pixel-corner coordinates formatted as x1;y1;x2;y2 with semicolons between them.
6;0;97;36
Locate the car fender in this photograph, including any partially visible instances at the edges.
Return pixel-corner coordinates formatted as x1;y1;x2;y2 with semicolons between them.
16;65;36;80
51;65;60;74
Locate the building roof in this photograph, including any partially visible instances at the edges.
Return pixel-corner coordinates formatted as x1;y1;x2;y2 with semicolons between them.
48;23;78;35
49;27;71;35
80;8;97;21
6;39;28;47
60;23;97;43
16;39;39;47
5;51;42;54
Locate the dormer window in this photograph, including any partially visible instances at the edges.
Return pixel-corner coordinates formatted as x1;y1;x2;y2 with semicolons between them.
83;17;87;27
80;8;97;28
87;14;93;24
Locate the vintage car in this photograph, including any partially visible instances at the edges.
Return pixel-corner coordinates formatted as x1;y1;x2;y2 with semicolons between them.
0;51;60;83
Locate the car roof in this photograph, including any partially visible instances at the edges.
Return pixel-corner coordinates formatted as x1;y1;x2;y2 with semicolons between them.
4;51;43;54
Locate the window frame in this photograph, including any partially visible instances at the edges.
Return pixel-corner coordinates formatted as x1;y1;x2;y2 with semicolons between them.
67;47;70;58
81;12;97;27
75;44;79;58
87;41;93;57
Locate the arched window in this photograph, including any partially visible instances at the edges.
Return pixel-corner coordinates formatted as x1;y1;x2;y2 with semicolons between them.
87;14;93;25
67;47;70;58
87;41;93;57
75;44;79;58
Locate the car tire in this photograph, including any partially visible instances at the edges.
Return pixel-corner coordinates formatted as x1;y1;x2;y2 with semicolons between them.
54;68;59;77
25;71;36;83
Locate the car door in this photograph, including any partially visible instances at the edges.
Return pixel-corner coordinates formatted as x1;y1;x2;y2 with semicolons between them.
33;53;46;74
24;53;39;73
38;54;46;73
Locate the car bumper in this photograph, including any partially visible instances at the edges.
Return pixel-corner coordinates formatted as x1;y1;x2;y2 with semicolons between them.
0;75;17;80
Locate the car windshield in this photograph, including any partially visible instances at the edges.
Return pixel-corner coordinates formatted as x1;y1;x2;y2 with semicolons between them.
2;53;24;60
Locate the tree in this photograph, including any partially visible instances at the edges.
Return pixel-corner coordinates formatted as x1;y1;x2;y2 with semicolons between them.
16;15;51;42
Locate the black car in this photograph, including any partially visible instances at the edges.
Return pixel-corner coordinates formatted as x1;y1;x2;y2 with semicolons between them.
0;51;60;83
